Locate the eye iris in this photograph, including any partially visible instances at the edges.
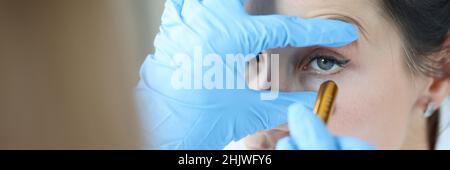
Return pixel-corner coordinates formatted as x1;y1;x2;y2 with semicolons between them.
317;58;335;70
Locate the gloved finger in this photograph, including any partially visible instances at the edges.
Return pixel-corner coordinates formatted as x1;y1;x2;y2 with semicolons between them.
161;0;205;23
200;0;246;14
336;136;375;150
275;137;297;150
160;0;185;25
180;0;203;19
233;91;317;140
200;0;245;6
260;91;318;130
288;102;338;150
249;15;358;54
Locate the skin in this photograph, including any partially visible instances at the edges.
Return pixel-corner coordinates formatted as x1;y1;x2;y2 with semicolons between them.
244;0;450;149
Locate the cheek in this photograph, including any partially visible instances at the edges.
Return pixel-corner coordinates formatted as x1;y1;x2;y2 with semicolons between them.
327;57;416;149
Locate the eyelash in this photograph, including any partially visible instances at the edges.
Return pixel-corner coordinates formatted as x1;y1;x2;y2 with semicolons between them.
298;51;351;75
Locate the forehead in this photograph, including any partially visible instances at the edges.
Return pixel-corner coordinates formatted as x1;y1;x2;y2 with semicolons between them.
273;0;378;17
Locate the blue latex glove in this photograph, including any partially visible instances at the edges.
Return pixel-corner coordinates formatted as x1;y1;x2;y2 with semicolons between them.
137;0;358;149
276;102;374;150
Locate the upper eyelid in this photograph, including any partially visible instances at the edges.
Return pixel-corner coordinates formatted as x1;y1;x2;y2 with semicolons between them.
307;55;350;69
309;55;350;66
308;48;348;62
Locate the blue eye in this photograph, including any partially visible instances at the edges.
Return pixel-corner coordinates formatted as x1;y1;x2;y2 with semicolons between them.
314;57;336;71
307;55;350;74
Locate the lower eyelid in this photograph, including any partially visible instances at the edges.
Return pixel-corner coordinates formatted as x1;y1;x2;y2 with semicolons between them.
307;68;345;76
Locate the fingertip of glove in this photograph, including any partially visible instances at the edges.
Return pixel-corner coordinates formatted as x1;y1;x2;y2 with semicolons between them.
336;136;376;150
275;137;296;150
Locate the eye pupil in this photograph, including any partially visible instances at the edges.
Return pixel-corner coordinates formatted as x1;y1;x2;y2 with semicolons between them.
317;58;335;70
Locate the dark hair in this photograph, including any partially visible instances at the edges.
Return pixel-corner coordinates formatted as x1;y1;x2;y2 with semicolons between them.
381;0;450;78
381;0;450;149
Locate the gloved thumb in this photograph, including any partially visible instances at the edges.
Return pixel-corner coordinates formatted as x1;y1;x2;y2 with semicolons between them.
287;102;338;150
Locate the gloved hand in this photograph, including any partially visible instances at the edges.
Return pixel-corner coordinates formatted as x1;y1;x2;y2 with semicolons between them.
137;0;358;149
276;102;374;150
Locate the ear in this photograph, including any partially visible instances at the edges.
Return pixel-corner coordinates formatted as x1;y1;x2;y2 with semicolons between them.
427;35;450;108
417;74;450;112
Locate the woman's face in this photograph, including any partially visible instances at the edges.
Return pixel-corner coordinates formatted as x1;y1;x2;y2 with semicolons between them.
245;0;432;149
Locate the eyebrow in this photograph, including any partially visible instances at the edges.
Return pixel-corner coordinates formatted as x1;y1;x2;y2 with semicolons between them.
313;14;369;40
333;15;369;39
